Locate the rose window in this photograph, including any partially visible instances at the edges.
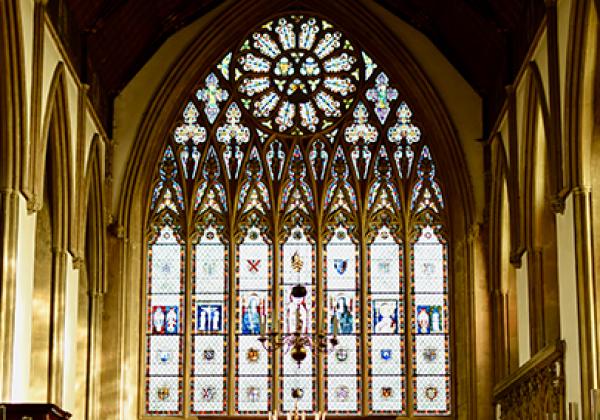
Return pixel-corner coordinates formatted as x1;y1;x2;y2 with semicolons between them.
234;16;361;135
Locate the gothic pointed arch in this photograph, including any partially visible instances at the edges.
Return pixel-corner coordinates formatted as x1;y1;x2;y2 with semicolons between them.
113;2;480;418
521;65;561;355
34;62;74;253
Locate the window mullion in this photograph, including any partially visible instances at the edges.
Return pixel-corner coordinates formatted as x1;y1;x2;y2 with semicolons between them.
406;226;415;417
315;229;325;414
184;240;193;418
272;231;281;412
227;238;236;415
359;226;369;415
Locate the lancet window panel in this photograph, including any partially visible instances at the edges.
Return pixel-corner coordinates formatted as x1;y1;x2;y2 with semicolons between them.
324;226;361;414
143;12;452;418
368;227;405;414
191;227;229;415
411;226;450;415
280;227;317;413
236;228;273;414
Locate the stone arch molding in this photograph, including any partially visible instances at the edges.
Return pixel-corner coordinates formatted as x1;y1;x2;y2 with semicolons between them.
80;134;107;293
29;62;75;254
111;1;483;417
521;62;557;253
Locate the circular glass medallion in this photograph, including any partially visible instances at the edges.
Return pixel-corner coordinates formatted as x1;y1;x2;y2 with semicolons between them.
235;15;360;135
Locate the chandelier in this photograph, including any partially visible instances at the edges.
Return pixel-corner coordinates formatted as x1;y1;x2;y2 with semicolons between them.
258;252;339;366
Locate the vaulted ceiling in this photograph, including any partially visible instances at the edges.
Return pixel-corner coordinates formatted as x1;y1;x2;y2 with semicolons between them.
48;0;546;136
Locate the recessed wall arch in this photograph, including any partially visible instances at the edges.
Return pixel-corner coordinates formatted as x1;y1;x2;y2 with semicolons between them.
111;1;486;418
520;62;560;355
0;0;27;192
33;62;74;253
489;134;519;381
82;134;107;294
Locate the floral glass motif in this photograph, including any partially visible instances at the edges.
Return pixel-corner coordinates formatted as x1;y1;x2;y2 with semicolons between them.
174;102;206;179
366;72;398;124
235;16;361;135
146;13;451;418
197;72;229;124
344;102;377;179
388;102;421;178
151;147;184;215
368;146;401;214
217;102;251;179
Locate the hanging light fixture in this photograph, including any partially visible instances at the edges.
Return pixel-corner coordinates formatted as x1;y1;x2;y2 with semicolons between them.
258;252;338;366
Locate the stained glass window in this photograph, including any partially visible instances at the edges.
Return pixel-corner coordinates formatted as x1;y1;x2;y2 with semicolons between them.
145;13;450;417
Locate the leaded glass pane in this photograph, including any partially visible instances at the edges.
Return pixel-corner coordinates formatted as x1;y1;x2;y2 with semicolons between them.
146;226;184;416
145;13;453;417
325;226;360;414
191;226;227;414
368;227;404;414
236;227;272;413
280;227;315;412
412;226;450;415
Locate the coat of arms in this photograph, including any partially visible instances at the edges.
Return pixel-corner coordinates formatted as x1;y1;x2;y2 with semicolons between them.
333;258;348;275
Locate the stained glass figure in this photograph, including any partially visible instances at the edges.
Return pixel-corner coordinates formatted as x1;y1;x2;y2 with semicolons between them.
308;140;328;181
266;140;286;181
412;226;449;415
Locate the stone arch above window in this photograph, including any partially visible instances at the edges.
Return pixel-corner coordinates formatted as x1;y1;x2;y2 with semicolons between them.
144;13;451;418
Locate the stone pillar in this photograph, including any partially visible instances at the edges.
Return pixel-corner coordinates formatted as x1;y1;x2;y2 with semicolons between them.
0;189;20;400
572;186;598;419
